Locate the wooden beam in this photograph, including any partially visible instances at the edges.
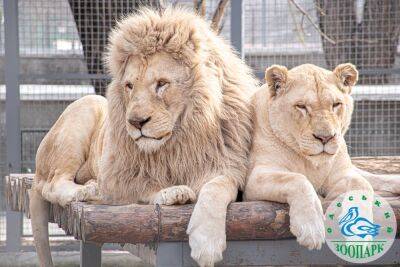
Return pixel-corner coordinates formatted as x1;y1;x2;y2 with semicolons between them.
5;157;400;244
352;157;400;174
80;201;291;243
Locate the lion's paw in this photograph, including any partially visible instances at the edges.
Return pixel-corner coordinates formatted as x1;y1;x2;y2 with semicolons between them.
75;180;99;202
153;185;196;205
187;205;226;267
58;180;99;206
289;198;325;250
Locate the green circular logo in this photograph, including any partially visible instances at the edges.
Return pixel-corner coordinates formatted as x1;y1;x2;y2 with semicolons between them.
325;190;397;263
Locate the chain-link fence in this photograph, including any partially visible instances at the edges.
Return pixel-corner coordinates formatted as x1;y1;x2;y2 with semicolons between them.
1;0;399;249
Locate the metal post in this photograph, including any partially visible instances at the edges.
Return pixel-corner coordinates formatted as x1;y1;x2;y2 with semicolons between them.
230;0;244;59
156;242;184;267
80;241;102;267
4;0;23;252
262;0;267;46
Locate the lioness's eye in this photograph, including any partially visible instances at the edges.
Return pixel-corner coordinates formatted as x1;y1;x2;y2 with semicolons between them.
296;104;306;110
126;82;133;90
333;102;342;110
155;79;169;93
295;104;308;115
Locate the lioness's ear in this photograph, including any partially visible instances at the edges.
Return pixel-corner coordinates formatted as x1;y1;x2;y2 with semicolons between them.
265;65;288;97
333;63;358;92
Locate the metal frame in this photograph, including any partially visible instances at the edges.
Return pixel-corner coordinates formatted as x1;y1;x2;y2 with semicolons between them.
80;241;101;267
1;0;246;255
153;239;400;267
230;0;244;59
156;242;184;267
80;239;400;267
261;0;267;47
3;1;400;266
4;0;22;252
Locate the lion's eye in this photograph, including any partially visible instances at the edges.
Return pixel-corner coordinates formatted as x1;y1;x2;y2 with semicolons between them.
126;82;133;90
155;80;169;93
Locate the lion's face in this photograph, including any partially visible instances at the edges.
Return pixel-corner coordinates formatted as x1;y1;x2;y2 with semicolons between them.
120;52;191;152
265;63;358;158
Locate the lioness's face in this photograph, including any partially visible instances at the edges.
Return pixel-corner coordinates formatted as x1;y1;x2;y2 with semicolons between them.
121;52;191;152
265;63;358;158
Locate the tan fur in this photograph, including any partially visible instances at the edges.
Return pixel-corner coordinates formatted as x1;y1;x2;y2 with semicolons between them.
245;63;400;250
30;7;258;267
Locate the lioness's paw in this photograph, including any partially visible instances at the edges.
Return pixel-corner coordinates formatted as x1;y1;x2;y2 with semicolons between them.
382;175;400;195
187;206;226;267
189;230;225;267
289;198;325;250
153;185;196;205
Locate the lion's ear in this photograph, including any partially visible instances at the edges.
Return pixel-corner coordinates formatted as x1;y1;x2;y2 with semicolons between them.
333;63;358;92
265;65;288;97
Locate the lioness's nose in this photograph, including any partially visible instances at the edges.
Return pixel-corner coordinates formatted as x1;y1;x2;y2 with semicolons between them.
313;134;335;145
129;116;151;130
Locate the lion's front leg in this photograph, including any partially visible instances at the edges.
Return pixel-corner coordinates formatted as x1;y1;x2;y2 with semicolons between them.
187;175;238;267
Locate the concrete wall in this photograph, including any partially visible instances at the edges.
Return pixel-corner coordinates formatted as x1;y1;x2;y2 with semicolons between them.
0;56;88;84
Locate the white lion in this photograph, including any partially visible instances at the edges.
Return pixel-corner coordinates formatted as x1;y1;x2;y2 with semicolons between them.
30;7;257;267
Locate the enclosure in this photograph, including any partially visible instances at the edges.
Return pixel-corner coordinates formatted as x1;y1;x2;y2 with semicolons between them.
1;0;400;262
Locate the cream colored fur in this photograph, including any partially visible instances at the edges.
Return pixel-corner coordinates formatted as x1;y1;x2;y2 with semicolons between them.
30;7;257;267
245;63;400;250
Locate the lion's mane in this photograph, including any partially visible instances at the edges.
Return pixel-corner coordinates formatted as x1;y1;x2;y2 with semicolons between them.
99;7;259;203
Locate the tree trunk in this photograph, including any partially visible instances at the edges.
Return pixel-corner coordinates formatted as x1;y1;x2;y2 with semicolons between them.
315;0;400;84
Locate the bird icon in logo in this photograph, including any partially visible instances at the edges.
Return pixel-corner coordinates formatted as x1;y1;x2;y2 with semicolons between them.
339;207;380;238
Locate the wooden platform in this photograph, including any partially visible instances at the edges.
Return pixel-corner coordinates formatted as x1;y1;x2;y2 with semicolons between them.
6;174;295;243
5;157;400;266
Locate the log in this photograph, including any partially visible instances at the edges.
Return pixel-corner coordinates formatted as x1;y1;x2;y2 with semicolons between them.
80;201;291;244
352;157;400;174
4;156;400;244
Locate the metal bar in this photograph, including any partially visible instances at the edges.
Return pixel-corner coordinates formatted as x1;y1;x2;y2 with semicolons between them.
179;239;400;266
20;73;111;81
262;0;267;46
80;241;102;267
358;68;400;75
156;242;183;267
230;0;244;59
4;0;22;252
21;128;48;133
255;68;400;81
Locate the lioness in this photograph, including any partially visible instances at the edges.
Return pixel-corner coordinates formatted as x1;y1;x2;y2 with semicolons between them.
30;8;257;267
245;63;400;249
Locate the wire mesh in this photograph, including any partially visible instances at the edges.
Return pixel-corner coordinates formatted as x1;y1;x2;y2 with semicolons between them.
0;0;232;243
0;0;5;244
0;0;399;246
244;0;400;156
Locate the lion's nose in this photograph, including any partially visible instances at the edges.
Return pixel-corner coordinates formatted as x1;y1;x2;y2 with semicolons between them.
313;133;335;145
128;116;151;130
